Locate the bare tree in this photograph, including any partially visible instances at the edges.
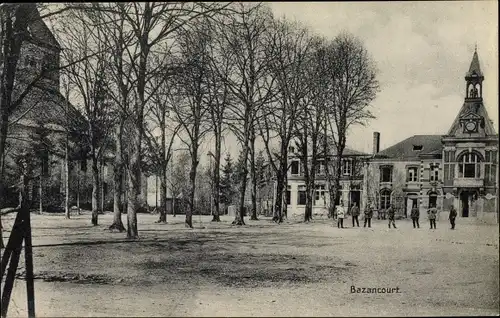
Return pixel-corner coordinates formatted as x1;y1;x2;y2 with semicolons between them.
219;3;275;225
205;16;234;222
258;18;315;223
59;8;116;226
171;18;214;228
323;32;379;217
110;2;228;238
143;65;180;224
295;38;333;222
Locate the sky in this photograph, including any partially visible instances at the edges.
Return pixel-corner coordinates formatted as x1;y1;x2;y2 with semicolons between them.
46;2;498;165
265;1;499;154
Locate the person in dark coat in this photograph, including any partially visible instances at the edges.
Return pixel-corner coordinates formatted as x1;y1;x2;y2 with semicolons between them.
363;204;373;228
449;205;457;230
410;204;420;228
428;205;437;229
351;203;360;227
387;205;396;229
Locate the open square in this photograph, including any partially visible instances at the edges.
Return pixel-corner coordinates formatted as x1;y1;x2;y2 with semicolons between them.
2;213;499;317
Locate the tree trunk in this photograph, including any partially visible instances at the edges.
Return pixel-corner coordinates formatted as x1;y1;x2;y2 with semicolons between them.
76;166;80;215
0;116;6;248
110;122;125;232
249;131;258;221
172;196;176;217
186;155;197;229
274;173;284;223
157;117;167;224
38;173;43;214
211;134;221;222
65;136;70;219
126;128;140;239
233;143;248;226
100;159;105;213
157;168;167;223
283;168;288;220
91;156;100;226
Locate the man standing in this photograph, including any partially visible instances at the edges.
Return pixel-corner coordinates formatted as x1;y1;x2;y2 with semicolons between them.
336;203;345;229
363;204;373;228
351;203;360;227
410;204;420;228
387;204;397;229
449;205;457;230
428;205;437;229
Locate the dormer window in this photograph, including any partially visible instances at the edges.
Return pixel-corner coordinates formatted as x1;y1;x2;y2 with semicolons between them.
413;145;423;151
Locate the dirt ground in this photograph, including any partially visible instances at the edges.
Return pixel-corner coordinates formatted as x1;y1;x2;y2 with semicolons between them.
1;212;499;317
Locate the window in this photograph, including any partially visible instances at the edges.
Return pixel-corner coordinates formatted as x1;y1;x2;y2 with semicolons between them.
286;186;291;205
291;161;299;175
297;185;306;205
485;150;497;164
41;151;49;176
380;166;393;182
407;167;418;182
315;184;326;201
316;160;325;175
443;164;455;182
485;150;497;185
380;189;391;210
430;164;439;182
342;159;352;176
413;145;423;151
444;150;456;163
458;152;481;178
288;146;295;153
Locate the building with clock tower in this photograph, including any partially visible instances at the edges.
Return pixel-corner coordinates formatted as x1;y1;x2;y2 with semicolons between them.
364;49;498;224
441;48;498;223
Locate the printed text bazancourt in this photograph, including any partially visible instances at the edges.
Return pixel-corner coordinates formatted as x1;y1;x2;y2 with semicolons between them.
351;286;401;294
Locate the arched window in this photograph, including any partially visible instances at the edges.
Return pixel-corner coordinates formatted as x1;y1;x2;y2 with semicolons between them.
380;189;391;210
458;152;481;178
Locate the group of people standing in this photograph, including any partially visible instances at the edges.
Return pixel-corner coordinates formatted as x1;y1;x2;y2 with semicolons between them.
334;202;458;230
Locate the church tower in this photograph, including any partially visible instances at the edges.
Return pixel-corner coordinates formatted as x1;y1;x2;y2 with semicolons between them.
441;48;498;224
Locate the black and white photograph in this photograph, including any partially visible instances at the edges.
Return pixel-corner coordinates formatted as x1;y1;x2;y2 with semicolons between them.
0;1;498;317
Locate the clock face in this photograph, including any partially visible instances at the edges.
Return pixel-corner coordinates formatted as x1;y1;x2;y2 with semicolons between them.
465;121;477;132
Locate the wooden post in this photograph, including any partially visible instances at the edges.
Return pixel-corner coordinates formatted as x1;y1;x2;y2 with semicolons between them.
24;208;35;317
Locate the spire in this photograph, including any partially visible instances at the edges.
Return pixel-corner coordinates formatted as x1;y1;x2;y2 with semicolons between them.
466;48;483;77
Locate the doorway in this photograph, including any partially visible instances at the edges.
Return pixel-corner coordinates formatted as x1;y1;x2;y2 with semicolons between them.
460;191;469;217
406;196;418;218
350;190;360;209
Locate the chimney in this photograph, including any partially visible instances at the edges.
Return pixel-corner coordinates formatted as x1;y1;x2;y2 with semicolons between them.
373;132;380;155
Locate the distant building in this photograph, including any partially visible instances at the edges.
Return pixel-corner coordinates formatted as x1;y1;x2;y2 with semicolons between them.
365;49;498;223
259;141;371;218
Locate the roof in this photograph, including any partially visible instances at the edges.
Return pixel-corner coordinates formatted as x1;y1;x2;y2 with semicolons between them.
22;4;62;50
332;147;370;157
9;85;86;131
375;135;443;160
466;49;483;77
